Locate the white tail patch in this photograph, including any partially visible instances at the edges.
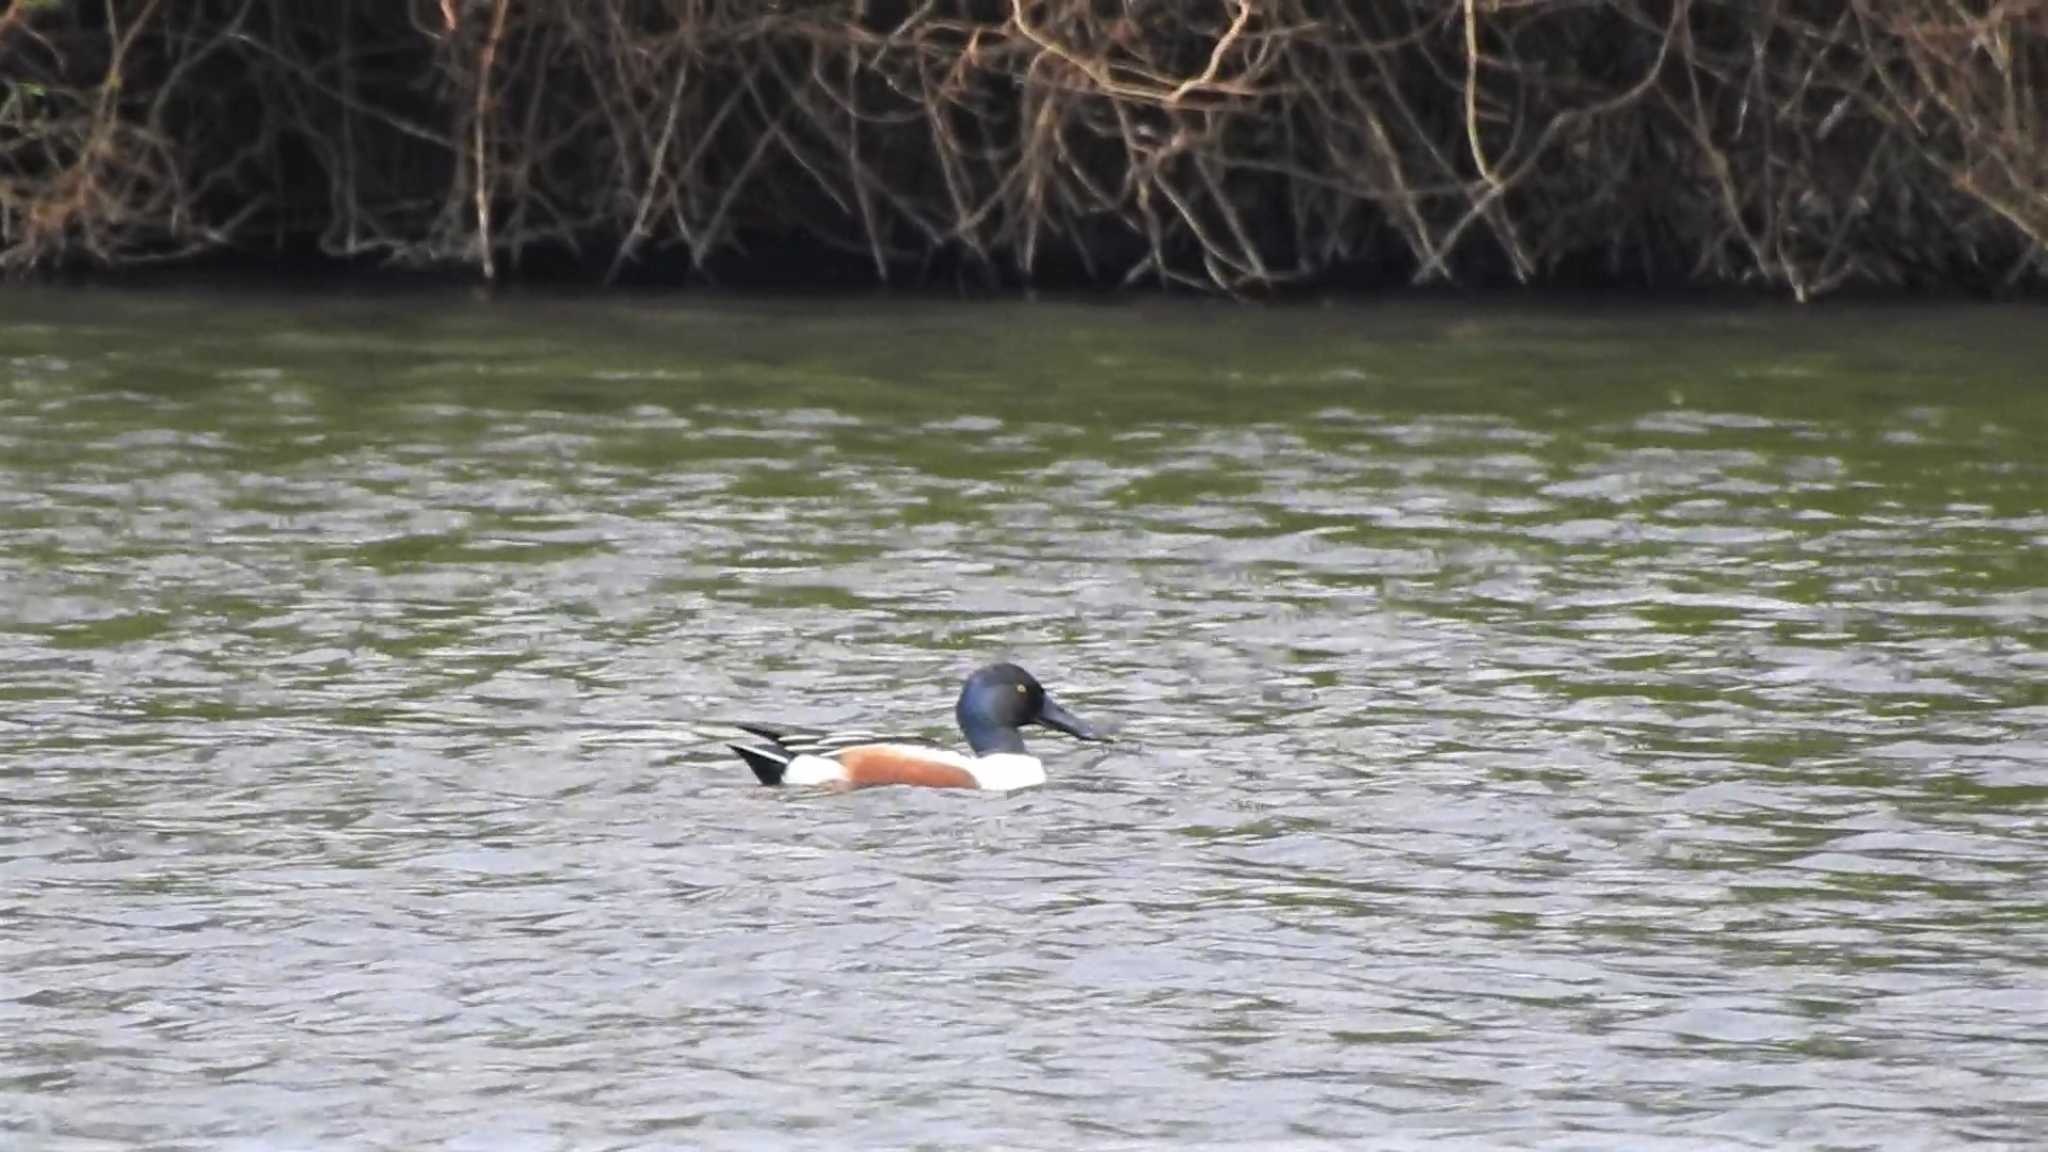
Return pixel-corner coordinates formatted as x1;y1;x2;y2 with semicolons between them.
782;754;852;788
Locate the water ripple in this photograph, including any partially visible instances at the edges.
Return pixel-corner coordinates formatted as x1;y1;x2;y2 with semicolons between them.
2;293;2045;1150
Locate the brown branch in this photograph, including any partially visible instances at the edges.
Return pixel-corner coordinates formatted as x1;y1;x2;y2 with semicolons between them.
472;0;510;279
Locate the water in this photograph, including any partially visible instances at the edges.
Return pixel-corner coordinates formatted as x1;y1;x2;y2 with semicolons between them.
2;289;2045;1150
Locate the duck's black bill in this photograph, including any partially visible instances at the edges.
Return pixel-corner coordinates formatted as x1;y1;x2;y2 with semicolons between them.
1036;696;1109;743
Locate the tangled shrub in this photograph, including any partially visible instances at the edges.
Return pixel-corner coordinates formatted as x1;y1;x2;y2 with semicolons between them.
2;0;2043;296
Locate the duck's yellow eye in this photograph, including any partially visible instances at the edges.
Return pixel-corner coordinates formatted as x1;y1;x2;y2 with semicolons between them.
1016;683;1028;694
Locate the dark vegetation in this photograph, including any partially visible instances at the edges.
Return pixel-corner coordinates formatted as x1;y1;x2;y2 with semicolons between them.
2;0;2044;297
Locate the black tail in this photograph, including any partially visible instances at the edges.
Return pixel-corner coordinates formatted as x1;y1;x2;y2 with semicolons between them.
730;743;791;786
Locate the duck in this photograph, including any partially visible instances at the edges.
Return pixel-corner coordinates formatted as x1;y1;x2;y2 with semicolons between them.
726;663;1108;791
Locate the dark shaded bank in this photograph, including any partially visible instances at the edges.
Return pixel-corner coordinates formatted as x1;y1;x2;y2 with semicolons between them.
2;1;2044;299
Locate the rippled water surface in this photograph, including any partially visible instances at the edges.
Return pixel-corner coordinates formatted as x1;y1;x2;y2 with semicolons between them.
3;289;2045;1150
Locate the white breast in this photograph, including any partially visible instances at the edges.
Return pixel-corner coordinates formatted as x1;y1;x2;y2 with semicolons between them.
965;753;1046;792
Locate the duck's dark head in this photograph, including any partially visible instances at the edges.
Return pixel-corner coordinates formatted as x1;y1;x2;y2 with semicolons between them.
955;663;1108;756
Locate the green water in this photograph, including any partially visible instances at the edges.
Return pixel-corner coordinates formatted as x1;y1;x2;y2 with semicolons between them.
2;288;2045;1149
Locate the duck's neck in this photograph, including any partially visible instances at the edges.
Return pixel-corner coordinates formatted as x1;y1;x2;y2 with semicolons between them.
960;713;1028;756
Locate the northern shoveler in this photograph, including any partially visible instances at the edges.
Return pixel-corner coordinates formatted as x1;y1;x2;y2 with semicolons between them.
727;663;1108;791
